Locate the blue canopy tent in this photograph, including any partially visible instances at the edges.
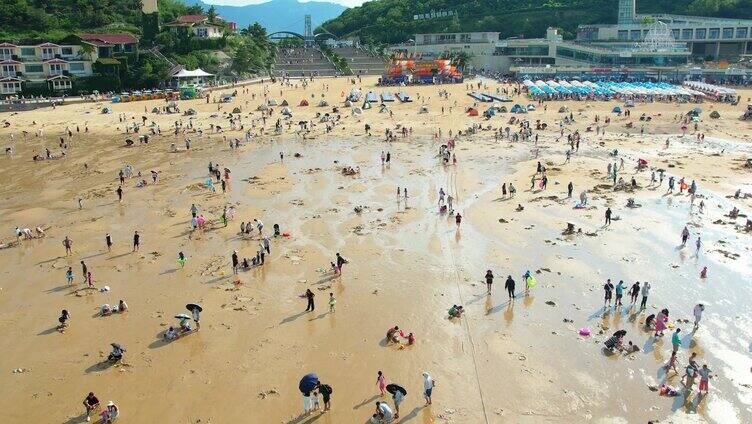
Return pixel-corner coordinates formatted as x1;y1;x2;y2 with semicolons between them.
612;106;622;113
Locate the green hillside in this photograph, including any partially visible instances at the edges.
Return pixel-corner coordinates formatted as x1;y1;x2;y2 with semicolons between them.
319;0;752;45
1;0;275;93
0;0;204;41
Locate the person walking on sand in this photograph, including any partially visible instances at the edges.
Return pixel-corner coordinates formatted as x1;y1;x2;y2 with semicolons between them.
231;250;239;274
671;328;682;353
614;280;625;307
681;226;690;247
80;260;88;283
105;233;113;252
116;186;123;203
335;253;348;275
63;236;73;256
455;212;462;227
605;207;612;226
603;279;614;307
305;289;315;312
698;364;712;394
629;281;640;305
66;267;74;285
640;281;651;309
485;270;494;295
695;236;702;255
329;293;336;312
665;350;679;375
505;275;515;299
422;372;434;406
376;371;387;396
132;230;140;252
567;181;573;198
693;304;705;328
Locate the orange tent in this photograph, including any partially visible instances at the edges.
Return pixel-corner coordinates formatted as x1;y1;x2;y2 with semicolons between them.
467;108;478;116
299;99;309;106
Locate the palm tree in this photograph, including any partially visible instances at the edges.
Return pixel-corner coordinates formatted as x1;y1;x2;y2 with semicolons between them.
80;43;95;61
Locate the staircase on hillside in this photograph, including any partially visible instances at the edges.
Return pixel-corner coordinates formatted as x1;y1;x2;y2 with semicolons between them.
272;46;338;77
333;46;386;76
149;46;184;76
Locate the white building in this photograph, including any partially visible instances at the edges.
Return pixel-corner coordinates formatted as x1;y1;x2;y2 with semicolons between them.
0;33;139;96
0;42;93;95
577;0;752;60
389;32;502;70
165;15;228;39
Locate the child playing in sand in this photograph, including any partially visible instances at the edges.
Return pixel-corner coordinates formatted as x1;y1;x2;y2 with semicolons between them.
329;293;336;312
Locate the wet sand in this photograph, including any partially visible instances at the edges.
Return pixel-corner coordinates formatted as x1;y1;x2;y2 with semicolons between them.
0;76;751;423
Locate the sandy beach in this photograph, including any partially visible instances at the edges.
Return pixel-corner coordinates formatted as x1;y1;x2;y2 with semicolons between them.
0;75;751;423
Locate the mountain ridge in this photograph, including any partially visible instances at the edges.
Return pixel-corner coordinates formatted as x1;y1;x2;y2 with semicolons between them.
185;0;348;34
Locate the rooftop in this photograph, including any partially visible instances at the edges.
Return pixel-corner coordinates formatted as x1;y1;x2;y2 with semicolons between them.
80;33;139;46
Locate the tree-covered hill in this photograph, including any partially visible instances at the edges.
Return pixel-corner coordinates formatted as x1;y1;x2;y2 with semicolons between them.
0;0;203;41
319;0;752;45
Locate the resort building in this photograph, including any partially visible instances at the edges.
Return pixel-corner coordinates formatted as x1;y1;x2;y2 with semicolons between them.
0;33;139;96
388;0;752;81
165;15;233;39
389;28;693;76
577;0;752;60
389;32;501;70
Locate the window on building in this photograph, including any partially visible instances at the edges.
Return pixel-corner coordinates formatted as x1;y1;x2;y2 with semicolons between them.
681;29;693;39
695;29;706;39
25;64;43;73
630;30;641;40
0;48;13;59
422;35;430;44
671;29;680;39
618;30;629;41
124;44;133;52
52;79;72;89
61;47;73;55
69;62;84;72
20;47;35;56
42;48;55;58
709;28;719;39
1;64;16;76
1;82;22;94
722;28;733;39
736;28;748;39
49;63;63;74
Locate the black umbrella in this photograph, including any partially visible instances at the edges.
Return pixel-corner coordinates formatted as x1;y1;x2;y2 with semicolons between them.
110;343;123;350
299;373;319;394
186;303;202;313
386;384;407;396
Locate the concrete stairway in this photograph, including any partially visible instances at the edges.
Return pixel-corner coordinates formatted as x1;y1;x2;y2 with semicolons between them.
333;46;386;76
272;47;338;77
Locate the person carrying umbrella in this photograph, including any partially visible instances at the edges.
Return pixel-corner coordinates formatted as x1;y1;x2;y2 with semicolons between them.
187;303;202;330
175;313;192;333
299;373;319;415
386;383;407;419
